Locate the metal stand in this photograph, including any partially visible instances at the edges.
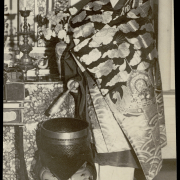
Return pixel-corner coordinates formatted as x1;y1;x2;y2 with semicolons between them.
17;9;34;72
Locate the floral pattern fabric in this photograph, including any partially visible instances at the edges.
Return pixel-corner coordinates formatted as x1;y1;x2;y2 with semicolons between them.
3;83;75;180
68;0;167;180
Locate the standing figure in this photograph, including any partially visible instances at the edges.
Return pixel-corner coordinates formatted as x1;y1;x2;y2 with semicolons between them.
63;0;167;180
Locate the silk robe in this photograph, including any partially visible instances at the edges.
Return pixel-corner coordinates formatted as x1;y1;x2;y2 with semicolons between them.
63;0;167;179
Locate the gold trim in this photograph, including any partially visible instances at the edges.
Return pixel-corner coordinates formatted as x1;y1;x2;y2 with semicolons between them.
41;118;89;140
42;135;89;145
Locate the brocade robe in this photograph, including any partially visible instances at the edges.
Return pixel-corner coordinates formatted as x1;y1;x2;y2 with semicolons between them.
63;0;167;179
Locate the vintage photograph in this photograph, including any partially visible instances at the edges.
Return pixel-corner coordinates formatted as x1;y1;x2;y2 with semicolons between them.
3;0;175;180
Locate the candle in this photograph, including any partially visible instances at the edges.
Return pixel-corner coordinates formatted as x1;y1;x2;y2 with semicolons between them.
49;0;52;13
46;0;49;12
24;0;26;9
52;0;54;10
48;0;52;28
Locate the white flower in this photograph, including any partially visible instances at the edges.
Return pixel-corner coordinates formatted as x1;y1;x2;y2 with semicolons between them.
43;28;53;40
45;35;51;40
64;23;69;31
46;11;55;20
52;30;56;37
63;13;70;18
64;35;70;44
55;24;63;33
58;29;66;40
69;7;78;15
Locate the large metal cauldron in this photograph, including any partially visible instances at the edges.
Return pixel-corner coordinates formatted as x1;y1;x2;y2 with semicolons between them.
39;118;96;180
41;118;89;157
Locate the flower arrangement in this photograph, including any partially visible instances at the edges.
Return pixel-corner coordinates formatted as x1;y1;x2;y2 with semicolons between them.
37;1;70;45
43;11;70;43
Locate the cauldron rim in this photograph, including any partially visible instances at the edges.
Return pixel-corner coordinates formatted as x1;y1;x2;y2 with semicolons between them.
41;118;89;140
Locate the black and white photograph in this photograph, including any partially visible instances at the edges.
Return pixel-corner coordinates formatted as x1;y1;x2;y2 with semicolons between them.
3;0;176;180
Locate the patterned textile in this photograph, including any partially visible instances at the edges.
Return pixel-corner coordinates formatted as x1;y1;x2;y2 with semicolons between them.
3;83;75;180
67;0;167;180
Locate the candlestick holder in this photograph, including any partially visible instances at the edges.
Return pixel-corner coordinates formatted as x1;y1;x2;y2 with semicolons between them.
17;9;34;71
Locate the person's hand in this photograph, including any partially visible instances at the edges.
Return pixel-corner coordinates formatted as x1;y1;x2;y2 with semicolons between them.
67;79;80;93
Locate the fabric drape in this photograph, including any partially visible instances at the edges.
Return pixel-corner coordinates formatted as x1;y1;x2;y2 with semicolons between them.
62;0;167;179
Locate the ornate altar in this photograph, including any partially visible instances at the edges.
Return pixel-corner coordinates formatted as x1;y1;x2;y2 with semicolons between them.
3;2;96;179
3;9;74;180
